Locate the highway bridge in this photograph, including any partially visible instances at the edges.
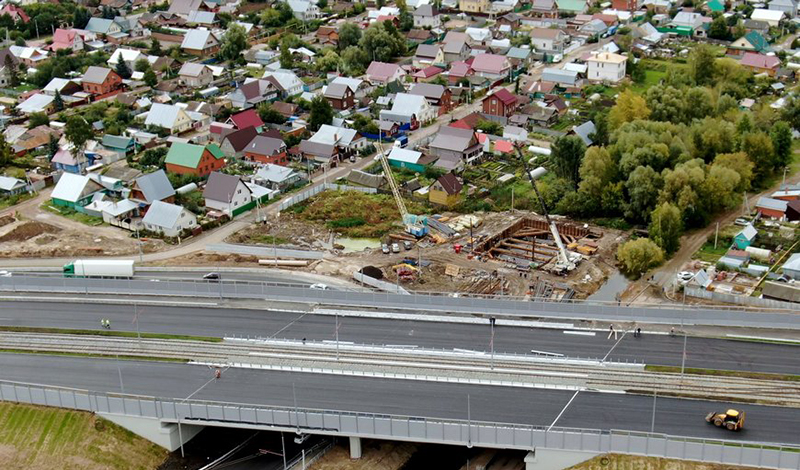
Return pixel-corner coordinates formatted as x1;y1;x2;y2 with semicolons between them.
0;272;799;469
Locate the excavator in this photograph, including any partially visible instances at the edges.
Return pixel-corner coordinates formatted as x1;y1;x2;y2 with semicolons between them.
376;139;428;237
514;145;580;275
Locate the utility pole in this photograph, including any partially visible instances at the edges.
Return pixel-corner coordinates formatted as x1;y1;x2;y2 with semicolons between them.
681;332;688;377
281;432;287;470
133;303;141;344
467;394;472;448
335;312;340;361
713;222;719;249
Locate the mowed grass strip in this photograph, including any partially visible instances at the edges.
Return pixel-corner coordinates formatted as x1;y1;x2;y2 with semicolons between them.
0;402;168;469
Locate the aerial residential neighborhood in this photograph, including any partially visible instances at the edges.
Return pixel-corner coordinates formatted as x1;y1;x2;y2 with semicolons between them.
0;0;799;468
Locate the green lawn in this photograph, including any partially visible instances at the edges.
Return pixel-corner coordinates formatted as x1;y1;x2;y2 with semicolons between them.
630;69;666;94
40;203;104;226
0;402;167;469
0;192;33;210
692;241;729;263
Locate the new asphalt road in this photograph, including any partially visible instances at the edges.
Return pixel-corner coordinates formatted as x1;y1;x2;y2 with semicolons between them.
1;301;799;375
3;354;799;446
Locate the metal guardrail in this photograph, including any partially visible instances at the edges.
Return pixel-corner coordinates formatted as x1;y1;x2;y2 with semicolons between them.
1;275;799;329
206;243;324;260
0;380;798;469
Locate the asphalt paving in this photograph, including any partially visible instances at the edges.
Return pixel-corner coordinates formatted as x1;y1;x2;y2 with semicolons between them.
1;301;798;375
2;354;798;446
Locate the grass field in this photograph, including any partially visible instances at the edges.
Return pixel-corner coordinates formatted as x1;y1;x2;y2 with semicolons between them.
569;453;759;469
40;204;104;226
0;402;167;469
692;241;729;264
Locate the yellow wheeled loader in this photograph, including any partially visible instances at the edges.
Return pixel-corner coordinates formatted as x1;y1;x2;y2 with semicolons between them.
705;409;745;431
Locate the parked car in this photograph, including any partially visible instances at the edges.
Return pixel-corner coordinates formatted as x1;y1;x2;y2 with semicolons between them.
310;283;329;290
382;244;390;254
403;241;412;250
734;218;750;226
391;243;400;253
677;271;694;284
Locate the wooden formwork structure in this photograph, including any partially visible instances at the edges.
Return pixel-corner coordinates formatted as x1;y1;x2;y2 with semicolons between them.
475;217;592;266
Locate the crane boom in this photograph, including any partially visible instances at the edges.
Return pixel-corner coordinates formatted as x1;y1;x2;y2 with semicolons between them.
514;145;575;273
376;140;408;218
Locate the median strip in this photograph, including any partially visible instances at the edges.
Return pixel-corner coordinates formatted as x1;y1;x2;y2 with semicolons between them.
0;348;188;363
644;365;800;383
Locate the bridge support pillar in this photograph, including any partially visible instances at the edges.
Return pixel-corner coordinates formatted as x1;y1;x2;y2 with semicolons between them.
524;448;600;470
98;413;204;452
349;436;362;459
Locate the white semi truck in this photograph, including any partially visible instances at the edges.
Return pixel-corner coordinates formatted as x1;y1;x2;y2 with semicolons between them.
63;260;135;278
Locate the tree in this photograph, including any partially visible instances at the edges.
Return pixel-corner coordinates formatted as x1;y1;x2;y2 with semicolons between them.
318;0;328;8
134;58;151;73
616;238;664;278
14;36;24;47
740;131;775;184
589;113;609;147
625;165;662;222
645;85;685;123
688;44;716;86
53;90;64;112
399;11;414;31
770;121;793;169
0;133;11;167
149;37;162;56
115;60;132;79
280;41;293;69
143;68;158;87
683;87;713;122
550;135;586;189
475;119;503;135
577;146;616;213
309;96;334;131
315;50;341;73
713;152;754;192
73;7;92;29
608;89;650;129
359;21;406;63
4;54;18;88
649;202;683;255
708;15;730;40
338;23;362;50
257;102;287;124
342;46;368;74
627;57;645;83
220;23;248;62
28;113;50;129
64;116;93;155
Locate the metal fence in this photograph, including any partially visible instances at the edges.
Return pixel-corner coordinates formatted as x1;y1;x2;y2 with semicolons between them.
206;243;324;260
1;275;799;330
0;380;798;469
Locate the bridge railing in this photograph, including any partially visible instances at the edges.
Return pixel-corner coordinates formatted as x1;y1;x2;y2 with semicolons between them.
0;379;798;469
1;275;798;329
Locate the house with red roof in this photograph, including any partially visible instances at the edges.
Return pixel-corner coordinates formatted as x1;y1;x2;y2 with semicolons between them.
49;29;84;52
471;54;511;81
482;88;518;117
0;4;29;24
739;52;781;76
492;140;514;155
412;66;445;83
227;109;264;130
366;61;407;84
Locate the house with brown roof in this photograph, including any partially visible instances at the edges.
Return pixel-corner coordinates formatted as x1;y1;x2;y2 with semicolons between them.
429;126;482;166
316;26;339;46
323;82;355;110
242;135;288;165
482;88;519;117
178;62;213;88
414;44;444;69
272;101;298;118
530;28;568;54
429;173;463;207
531;0;558;17
82;67;122;96
407;29;437;44
409;83;453;116
203;171;253;216
443;35;471;63
413;4;441;28
471;53;511;81
220;126;259;158
229;79;279;109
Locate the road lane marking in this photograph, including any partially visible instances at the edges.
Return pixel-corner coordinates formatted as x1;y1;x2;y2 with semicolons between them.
548;390;581;431
564;331;596;336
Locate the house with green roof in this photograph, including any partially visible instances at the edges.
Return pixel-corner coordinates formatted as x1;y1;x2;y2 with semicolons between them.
556;0;587;14
727;31;771;56
703;0;724;13
164;142;226;177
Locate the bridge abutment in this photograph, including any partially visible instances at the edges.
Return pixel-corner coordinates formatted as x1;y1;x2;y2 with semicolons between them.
98;413;205;452
524;448;600;470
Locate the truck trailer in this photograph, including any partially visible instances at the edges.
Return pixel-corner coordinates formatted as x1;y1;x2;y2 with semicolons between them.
63;260;135;278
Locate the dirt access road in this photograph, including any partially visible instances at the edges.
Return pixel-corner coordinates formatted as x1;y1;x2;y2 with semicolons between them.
622;166;800;303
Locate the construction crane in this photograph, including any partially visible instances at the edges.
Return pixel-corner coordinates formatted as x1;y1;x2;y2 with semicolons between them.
376;139;428;237
514;145;580;274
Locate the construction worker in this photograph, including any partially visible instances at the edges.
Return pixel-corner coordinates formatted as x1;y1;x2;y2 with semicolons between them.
607;324;617;340
214;368;221;380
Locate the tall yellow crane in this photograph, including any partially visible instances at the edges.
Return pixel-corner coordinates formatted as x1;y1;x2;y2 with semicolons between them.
375;139;428;237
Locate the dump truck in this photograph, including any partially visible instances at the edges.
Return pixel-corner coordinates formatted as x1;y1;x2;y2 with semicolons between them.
63;260;135;278
705;409;745;431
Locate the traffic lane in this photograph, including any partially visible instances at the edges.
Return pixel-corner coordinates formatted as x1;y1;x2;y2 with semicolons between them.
3;270;316;286
559;392;800;445
1;301;800;375
2;353;799;445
